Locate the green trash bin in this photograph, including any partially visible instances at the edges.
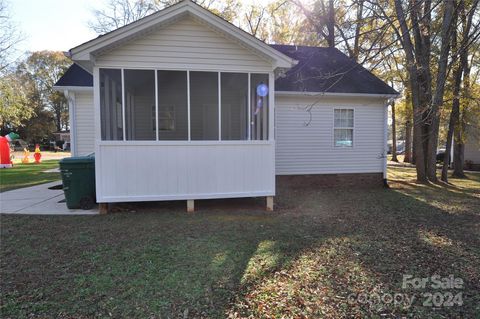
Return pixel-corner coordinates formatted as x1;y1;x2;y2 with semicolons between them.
59;155;96;210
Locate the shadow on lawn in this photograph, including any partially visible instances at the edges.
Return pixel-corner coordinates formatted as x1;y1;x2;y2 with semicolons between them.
1;174;479;318
226;179;480;318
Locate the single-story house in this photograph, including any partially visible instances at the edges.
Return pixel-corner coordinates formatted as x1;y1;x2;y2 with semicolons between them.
54;0;398;211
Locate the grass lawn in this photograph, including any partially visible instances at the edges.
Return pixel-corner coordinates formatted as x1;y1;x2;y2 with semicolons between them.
1;166;479;318
0;160;60;192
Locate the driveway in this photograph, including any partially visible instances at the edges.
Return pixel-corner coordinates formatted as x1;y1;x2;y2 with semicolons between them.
0;181;98;215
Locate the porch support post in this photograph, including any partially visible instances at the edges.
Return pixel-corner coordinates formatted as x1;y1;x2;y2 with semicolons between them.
266;196;274;211
187;199;195;213
99;203;109;214
121;68;126;141
248;73;251;140
383;99;389;184
187;70;191;141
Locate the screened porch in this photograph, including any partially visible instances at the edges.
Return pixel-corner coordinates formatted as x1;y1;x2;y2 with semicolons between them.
93;68;275;205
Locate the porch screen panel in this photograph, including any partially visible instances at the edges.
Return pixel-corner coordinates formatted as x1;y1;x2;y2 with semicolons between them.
251;74;269;140
124;69;156;140
157;71;188;140
190;71;219;140
221;73;248;140
100;68;123;140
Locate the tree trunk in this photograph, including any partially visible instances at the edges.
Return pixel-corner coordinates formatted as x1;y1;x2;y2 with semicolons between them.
441;0;475;182
413;112;427;182
391;99;398;162
451;0;478;178
327;0;335;47
393;0;427;182
55;109;62;132
453;140;466;177
411;133;416;164
441;64;463;182
425;0;455;182
404;120;412;163
352;0;364;60
411;0;433;177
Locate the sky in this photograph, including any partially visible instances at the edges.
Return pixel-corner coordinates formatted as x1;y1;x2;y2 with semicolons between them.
10;0;99;54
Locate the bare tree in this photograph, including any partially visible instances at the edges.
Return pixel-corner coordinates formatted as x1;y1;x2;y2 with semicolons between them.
441;0;479;182
88;0;168;34
292;0;336;48
88;0;243;35
243;1;289;41
393;0;457;183
393;0;428;182
0;0;23;72
426;0;456;182
244;5;267;38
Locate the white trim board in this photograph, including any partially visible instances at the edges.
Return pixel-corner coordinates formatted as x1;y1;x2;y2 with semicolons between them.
53;86;93;92
275;91;399;98
53;87;400;97
98;190;275;203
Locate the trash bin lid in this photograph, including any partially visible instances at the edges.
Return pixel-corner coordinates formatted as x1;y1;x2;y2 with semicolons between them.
60;155;95;165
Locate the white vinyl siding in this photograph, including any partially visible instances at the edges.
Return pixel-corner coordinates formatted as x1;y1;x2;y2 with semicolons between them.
275;95;386;175
95;16;273;72
75;91;95;155
95;142;275;202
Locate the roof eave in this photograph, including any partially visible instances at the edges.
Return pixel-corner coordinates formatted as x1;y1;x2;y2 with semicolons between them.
53;85;94;92
275;91;400;98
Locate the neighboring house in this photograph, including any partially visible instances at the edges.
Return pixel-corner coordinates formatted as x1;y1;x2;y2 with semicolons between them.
52;131;71;150
53;0;398;211
53;131;71;143
464;125;480;170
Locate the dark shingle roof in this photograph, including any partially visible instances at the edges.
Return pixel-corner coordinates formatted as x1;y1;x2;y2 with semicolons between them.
54;64;93;87
270;45;398;95
55;46;397;95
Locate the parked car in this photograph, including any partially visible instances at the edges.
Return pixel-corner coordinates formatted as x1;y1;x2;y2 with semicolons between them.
436;148;451;165
387;140;405;155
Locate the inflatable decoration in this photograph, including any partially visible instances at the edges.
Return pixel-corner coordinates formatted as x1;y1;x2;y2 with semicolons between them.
254;83;268;115
22;148;30;163
0;132;19;168
33;144;42;163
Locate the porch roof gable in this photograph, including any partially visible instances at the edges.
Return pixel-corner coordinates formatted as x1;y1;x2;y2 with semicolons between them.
69;0;296;70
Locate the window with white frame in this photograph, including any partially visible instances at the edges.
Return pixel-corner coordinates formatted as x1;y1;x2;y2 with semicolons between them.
99;68;270;141
334;109;354;147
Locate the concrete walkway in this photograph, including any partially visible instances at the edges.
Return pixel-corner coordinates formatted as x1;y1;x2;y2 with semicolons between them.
0;181;98;215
